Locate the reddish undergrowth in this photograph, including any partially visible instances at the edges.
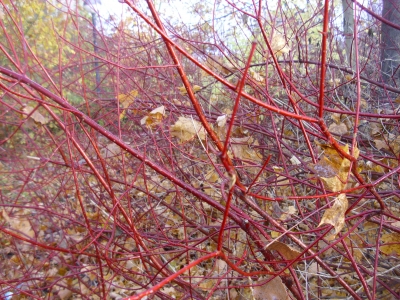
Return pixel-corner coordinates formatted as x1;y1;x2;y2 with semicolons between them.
0;0;400;299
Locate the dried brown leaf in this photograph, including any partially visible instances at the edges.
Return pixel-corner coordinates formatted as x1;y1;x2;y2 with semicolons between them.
266;241;302;265
231;137;262;163
328;122;348;135
374;139;389;151
252;277;289;300
23;106;50;125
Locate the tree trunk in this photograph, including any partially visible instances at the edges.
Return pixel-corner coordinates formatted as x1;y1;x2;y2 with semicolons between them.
342;0;355;68
381;0;400;84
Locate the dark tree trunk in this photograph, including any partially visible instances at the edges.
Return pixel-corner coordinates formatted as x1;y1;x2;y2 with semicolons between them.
381;0;400;84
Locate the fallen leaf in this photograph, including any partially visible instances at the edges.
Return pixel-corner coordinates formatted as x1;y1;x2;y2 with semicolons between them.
318;193;348;240
290;155;301;165
170;116;206;142
23;106;50;124
279;205;297;221
216;115;227;127
215;259;227;274
389;135;400;155
58;289;73;300
328;122;348;135
374;139;389;151
252;277;289;300
266;241;302;266
381;233;400;256
250;70;265;84
1;209;34;239
231;136;262;163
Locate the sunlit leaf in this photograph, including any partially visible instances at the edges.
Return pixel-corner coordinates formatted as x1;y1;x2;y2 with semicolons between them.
381;233;400;256
170;116;206;142
140;105;166;127
118;90;138;119
318;193;348;240
313;144;359;192
270;33;291;56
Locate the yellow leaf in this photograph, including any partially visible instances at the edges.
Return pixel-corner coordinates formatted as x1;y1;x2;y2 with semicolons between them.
170;116;206;142
381;233;400;256
118;90;138;108
271;231;280;238
178;85;202;95
330;113;341;124
318;193;348;240
118;90;138;119
193;85;202;92
313;144;359;192
140;105;166;127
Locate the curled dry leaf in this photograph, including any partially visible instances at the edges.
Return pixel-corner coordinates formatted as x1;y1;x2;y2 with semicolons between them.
266;241;302;266
170;116;206;142
140;105;166;128
23;106;50;125
216;114;227;127
252;277;289;300
178;84;202;95
318;193;348;240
